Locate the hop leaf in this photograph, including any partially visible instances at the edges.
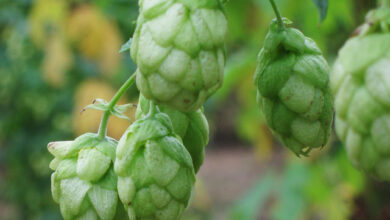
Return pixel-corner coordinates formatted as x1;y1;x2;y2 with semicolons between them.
82;98;135;121
114;111;195;219
331;6;390;181
48;133;119;220
131;0;228;112
254;19;333;156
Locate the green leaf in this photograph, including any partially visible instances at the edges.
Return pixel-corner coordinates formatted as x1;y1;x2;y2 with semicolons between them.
95;98;108;104
114;103;137;113
110;103;136;121
84;103;109;112
83;98;109;112
119;38;133;53
111;108;131;121
83;98;135;120
312;0;328;22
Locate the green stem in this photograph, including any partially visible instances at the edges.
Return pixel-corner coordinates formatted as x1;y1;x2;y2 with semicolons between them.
98;73;136;139
269;0;285;29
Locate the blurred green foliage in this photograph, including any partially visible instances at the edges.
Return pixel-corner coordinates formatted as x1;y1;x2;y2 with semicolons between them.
0;0;138;218
0;0;387;219
230;148;364;220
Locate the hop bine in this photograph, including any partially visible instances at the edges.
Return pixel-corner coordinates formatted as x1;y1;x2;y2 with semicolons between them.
135;94;209;173
131;0;228;112
331;2;390;180
48;133;118;220
114;106;196;219
254;18;333;156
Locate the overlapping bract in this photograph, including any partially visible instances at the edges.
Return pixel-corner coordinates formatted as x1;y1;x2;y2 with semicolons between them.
254;19;333;156
48;133;118;220
135;95;209;172
331;6;390;180
114;111;195;219
131;0;227;112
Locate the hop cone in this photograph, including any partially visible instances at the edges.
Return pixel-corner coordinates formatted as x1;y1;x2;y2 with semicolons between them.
254;19;333;156
48;133;118;220
114;111;195;219
131;0;228;112
135;94;209;172
331;5;390;180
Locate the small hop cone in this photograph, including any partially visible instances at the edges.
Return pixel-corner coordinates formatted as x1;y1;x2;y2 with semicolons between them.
131;0;228;112
48;133;119;220
114;111;196;219
135;94;209;172
331;4;390;180
254;19;333;156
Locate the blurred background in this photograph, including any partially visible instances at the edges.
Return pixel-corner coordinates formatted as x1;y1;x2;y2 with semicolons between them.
1;0;389;219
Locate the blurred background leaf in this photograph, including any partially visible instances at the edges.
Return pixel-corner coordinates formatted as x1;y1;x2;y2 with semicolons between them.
312;0;329;22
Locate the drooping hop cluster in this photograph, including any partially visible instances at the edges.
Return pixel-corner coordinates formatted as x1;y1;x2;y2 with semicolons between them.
331;5;390;180
131;0;228;112
48;133;118;220
254;19;333;156
135;94;209;172
114;111;196;219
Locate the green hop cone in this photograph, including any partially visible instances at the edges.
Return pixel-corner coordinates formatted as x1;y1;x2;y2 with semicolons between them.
254;19;333;156
48;133;118;220
114;109;196;219
135;94;209;172
331;3;390;180
131;0;228;112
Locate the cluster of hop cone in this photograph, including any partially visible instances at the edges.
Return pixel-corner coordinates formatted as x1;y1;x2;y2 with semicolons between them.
47;0;390;219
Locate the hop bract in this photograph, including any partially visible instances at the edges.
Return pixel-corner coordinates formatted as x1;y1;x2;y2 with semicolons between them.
131;0;228;112
254;19;333;156
135;94;209;172
48;133;118;220
114;111;195;219
331;5;390;180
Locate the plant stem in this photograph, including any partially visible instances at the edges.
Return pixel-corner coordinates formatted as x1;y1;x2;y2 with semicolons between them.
98;73;136;139
269;0;285;29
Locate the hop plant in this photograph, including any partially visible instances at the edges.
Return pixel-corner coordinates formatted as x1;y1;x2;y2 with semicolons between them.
114;108;196;219
331;4;390;180
254;19;333;156
48;133;118;220
131;0;228;112
135;94;209;172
